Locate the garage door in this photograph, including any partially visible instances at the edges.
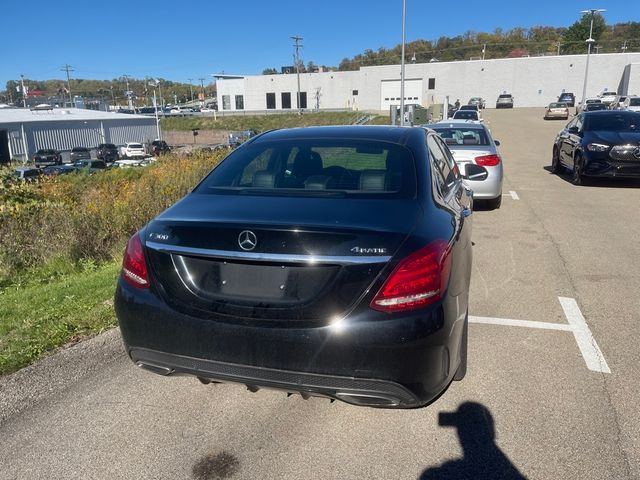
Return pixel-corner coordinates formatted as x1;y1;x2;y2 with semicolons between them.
380;79;422;110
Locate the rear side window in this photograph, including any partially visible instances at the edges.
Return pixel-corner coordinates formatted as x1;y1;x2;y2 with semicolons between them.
427;135;457;194
196;139;416;198
630;98;640;106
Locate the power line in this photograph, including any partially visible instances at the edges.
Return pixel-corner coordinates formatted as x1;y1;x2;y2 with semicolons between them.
61;64;74;106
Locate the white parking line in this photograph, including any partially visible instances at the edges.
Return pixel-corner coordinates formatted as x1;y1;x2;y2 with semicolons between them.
509;190;519;200
558;297;611;374
469;316;573;331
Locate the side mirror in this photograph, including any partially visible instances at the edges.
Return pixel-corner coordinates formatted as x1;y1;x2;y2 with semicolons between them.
494;140;501;146
568;126;579;134
462;164;489;181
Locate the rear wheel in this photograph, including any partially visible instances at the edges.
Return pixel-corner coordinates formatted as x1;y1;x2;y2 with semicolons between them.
454;312;468;381
551;147;563;174
485;194;502;210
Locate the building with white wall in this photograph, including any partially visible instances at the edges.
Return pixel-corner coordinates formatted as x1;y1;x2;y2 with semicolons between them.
215;53;640;113
0;108;158;163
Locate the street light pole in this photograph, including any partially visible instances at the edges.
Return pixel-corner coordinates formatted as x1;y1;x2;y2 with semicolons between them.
149;80;162;141
20;75;27;108
291;35;303;114
580;8;605;108
188;78;194;101
399;0;407;126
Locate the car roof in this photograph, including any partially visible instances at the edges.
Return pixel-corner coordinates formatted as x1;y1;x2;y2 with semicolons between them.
253;126;415;145
430;120;486;129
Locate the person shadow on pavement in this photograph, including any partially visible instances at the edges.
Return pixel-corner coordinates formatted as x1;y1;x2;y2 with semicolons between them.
419;402;528;480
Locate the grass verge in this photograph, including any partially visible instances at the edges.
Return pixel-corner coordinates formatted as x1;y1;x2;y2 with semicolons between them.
0;261;120;375
161;111;389;131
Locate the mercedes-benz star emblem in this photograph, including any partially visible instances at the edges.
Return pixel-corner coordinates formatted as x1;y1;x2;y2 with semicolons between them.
633;147;640;160
238;230;257;251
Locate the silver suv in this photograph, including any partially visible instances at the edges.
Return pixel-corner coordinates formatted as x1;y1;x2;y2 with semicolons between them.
496;94;514;109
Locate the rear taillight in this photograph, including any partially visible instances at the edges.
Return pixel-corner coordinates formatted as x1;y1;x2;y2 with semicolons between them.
370;240;452;313
122;232;149;288
475;154;501;166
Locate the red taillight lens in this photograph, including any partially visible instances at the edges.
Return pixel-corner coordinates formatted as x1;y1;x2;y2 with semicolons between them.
370;240;452;313
122;232;149;288
475;154;501;167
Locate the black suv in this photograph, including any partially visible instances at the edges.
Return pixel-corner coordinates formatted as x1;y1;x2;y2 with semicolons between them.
151;140;170;156
558;92;576;107
33;149;62;167
97;143;119;162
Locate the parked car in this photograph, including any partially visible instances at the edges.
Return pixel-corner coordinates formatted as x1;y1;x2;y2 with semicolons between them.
544;102;570;120
73;159;108;173
468;97;486;109
452;110;482;122
558;92;576;107
13;166;42;181
96;143;119;162
115;125;481;408
576;98;602;114
609;95;628;110
496;94;514;109
32;149;62;167
459;105;479;112
151;140;171;156
584;103;608;112
599;91;618;106
121;142;146;159
622;96;640;112
430;120;503;209
42;164;76;176
70;147;91;162
551;110;640;185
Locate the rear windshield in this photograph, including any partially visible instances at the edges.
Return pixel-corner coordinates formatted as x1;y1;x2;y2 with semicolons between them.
459;105;477;111
585;113;640;131
586;104;607;111
38;149;56;154
103;144;116;149
559;93;574;98
585;99;601;104
128;143;143;148
498;94;512;98
550;103;567;108
432;127;490;146
196;138;416;198
72;147;88;152
630;98;640;106
453;111;478;120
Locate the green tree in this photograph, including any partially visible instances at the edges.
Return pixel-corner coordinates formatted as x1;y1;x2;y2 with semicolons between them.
563;12;606;54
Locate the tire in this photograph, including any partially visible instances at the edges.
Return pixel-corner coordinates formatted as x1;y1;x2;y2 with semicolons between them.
572;154;586;186
485;194;502;210
551;147;564;174
454;312;468;381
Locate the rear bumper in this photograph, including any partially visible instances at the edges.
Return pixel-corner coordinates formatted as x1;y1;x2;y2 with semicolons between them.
115;280;466;408
544;112;569;119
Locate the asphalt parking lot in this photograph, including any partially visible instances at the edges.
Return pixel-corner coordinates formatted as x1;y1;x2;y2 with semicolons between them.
1;107;639;480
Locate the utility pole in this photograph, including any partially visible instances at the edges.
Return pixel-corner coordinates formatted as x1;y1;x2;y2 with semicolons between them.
482;43;486;60
291;35;303;114
399;0;407;126
20;74;27;108
198;77;206;104
123;74;134;110
556;41;563;56
61;64;74;107
188;78;194;101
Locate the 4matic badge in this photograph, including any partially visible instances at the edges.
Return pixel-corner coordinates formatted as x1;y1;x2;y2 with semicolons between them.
351;246;387;255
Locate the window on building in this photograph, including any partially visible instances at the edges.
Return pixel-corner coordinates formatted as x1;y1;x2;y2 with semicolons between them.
235;95;244;110
352;90;359;96
222;95;231;110
297;92;307;109
428;78;436;90
281;92;292;109
266;92;276;109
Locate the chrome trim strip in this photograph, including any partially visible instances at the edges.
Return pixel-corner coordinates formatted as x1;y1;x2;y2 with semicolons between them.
145;241;391;265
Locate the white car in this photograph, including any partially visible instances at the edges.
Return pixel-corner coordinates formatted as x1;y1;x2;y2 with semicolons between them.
452;110;482;122
599;91;618;106
121;142;146;159
622;96;640;112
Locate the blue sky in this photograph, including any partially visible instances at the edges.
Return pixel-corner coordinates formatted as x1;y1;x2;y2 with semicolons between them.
1;0;636;87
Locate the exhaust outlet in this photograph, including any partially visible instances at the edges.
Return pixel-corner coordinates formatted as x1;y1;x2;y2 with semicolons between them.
136;361;173;376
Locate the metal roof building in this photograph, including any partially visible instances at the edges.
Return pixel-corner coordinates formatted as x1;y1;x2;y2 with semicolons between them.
0;107;159;163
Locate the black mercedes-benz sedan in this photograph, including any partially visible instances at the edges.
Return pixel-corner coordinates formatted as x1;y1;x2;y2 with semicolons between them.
552;110;640;185
115;126;480;408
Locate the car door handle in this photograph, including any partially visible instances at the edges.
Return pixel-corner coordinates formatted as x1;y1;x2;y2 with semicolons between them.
462;207;472;217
